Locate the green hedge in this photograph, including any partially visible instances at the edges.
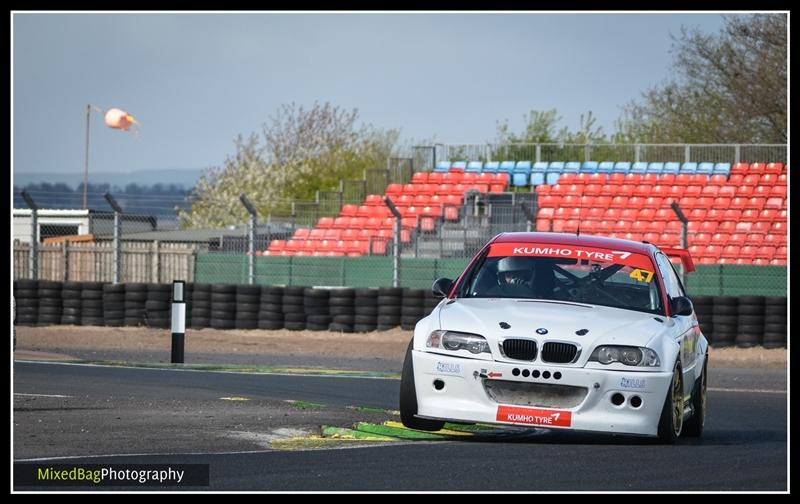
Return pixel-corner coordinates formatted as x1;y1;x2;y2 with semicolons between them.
195;253;786;295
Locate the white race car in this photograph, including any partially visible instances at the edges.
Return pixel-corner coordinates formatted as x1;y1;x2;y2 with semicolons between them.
401;232;708;443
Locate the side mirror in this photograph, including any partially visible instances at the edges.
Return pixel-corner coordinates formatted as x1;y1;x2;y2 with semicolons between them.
432;277;454;298
671;296;694;316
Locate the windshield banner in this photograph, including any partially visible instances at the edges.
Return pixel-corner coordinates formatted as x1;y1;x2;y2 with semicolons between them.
488;243;654;270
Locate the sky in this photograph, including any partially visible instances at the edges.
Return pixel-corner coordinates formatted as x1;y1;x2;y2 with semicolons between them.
12;12;730;180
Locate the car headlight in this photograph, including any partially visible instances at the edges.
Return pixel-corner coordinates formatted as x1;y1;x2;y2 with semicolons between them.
427;330;491;355
589;345;660;367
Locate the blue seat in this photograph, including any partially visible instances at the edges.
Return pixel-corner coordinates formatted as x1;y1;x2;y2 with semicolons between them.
512;173;529;187
499;161;516;174
612;162;631;173
646;162;665;174
434;161;451;173
451;161;467;172
483;161;499;173
598;162;614;173
514;161;532;174
663;162;680;174
712;163;731;176
680;162;698;174
631;162;648;174
697;162;714;175
564;161;580;173
580;161;599;173
466;161;483;173
530;162;547;186
546;162;565;185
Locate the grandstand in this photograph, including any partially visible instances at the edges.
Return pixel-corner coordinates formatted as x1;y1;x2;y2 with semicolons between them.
267;159;787;266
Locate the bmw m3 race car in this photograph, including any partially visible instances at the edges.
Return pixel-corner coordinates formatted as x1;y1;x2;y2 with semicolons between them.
400;232;708;443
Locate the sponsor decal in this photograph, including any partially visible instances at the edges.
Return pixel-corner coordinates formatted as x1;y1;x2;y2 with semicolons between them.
620;377;647;389
488;243;653;270
435;361;461;374
487;371;502;378
536;328;548;335
496;405;572;427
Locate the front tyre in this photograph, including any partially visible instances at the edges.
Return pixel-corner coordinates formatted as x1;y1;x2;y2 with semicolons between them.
682;357;708;437
400;340;445;432
657;360;684;444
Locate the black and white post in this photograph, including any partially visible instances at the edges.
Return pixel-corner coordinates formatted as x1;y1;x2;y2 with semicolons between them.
104;192;123;284
383;196;402;288
21;190;39;281
239;193;258;285
170;280;186;363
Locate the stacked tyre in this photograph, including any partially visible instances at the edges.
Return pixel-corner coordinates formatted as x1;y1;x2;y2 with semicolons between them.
124;283;148;326
61;281;83;325
190;284;211;329
328;288;355;333
710;296;737;348
304;288;331;331
235;285;261;330
763;297;787;348
258;286;285;330
282;286;306;331
37;280;63;326
424;289;442;314
102;283;125;327
736;296;765;348
353;288;378;332
691;296;714;345
145;283;171;328
80;282;105;326
210;284;236;330
14;279;39;326
377;287;402;331
401;289;426;330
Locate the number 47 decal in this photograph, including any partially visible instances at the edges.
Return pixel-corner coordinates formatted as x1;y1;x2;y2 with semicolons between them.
629;269;655;283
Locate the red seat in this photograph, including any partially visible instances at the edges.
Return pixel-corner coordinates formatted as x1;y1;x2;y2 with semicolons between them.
749;163;767;175
637;208;656;221
712;197;731;209
675;174;692;186
584;184;602;196
585;208;604;221
594;196;612;208
631;220;649;233
720;245;740;258
728;233;748;246
700;185;720;197
699;221;718;233
775;209;788;222
610;196;627;208
616;185;635;198
742;174;761;186
385;183;403;195
731;162;750;174
678;196;697;209
750;221;770;235
717;221;737;233
735;186;754;197
769;259;787;266
738;246;759;259
734;221;752;233
563;219;581;233
535;184;552;195
723;209;742;221
688;208;707;221
536;219;551;232
642;174;659;186
765;162;784;174
608;173;626;186
777;173;788;185
704;209;724;222
770;221;786;234
757;246;776;260
643;196;663;209
653;209;672;221
759;173;779;186
744;197;766;211
703;245;723;258
727;174;744;186
764;197;784;210
708;174;728;186
658;233;680;246
710;233;730;245
623;173;642;185
581;220;599;234
627;196;646;209
769;186;787;198
659;173;676;185
691;233;712;246
561;195;581;208
620;209;638;221
643;232;661;243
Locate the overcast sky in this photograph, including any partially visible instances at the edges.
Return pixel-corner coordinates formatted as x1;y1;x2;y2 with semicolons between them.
12;12;729;177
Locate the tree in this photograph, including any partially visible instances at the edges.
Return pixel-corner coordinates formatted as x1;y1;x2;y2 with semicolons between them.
180;102;399;228
615;14;787;144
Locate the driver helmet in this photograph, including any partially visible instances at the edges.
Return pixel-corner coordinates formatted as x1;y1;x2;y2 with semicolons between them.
497;256;533;286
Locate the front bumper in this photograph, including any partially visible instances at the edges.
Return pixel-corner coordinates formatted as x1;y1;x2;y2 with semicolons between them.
412;350;673;437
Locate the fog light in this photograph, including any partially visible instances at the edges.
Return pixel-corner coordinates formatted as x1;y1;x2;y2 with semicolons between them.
433;379;445;391
630;395;642;408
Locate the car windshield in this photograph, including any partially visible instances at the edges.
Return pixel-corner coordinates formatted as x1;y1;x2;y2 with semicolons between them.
462;242;664;315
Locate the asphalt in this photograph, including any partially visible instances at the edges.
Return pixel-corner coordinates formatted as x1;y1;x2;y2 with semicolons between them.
13;360;788;491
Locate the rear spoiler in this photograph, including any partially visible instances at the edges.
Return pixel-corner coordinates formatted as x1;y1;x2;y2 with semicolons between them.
660;247;696;273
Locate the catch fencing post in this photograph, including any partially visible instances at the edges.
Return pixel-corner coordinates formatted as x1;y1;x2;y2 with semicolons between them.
170;280;186;363
519;203;535;233
383;196;402;288
104;192;123;284
21;190;38;280
670;201;689;286
239;194;258;285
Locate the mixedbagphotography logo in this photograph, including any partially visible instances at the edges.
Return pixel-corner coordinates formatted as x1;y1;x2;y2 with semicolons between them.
14;464;210;487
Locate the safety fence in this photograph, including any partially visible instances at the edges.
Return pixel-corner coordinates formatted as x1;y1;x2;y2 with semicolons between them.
13;279;786;348
412;144;788;168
